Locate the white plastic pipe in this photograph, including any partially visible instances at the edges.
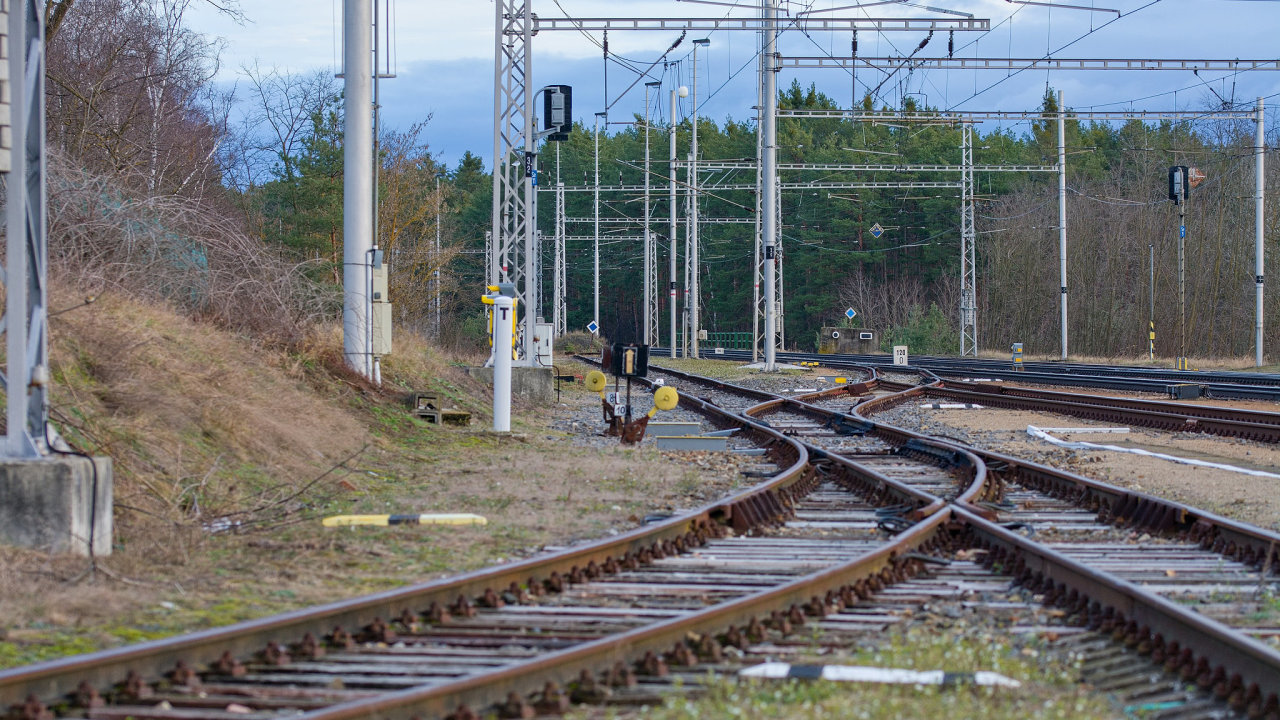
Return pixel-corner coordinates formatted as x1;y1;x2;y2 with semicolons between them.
492;295;514;432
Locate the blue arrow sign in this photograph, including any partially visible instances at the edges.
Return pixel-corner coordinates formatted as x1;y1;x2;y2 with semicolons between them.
870;223;884;239
587;320;599;334
1179;225;1186;239
845;308;857;320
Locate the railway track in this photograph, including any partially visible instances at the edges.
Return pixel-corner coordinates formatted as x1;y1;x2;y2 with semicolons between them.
670;347;1280;401
4;361;1280;719
661;363;1280;716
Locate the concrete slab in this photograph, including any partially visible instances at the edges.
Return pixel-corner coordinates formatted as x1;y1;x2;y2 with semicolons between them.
0;455;112;556
654;436;729;452
741;362;805;371
466;366;555;405
647;421;702;436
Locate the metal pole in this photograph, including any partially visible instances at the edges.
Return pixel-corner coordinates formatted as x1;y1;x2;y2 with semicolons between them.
644;84;653;345
691;40;707;358
752;69;763;363
761;0;778;371
343;0;373;379
5;0;50;456
520;4;536;364
435;175;441;338
1057;90;1068;360
1149;243;1155;360
594;112;602;335
684;156;692;358
1256;96;1266;367
554;145;564;338
1179;201;1187;366
669;89;679;357
488;1;504;287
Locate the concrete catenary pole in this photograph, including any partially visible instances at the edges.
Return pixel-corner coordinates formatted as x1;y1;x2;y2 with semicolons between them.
1256;96;1266;367
1057;90;1068;360
761;0;778;371
343;0;373;380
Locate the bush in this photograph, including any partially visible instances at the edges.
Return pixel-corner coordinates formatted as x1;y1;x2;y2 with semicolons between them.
556;331;603;355
881;303;957;356
44;151;333;346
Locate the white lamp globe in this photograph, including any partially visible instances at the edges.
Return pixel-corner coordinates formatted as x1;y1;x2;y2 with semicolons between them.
678;86;689;98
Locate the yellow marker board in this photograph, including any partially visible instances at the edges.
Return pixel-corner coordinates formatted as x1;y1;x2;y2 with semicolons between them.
322;514;488;528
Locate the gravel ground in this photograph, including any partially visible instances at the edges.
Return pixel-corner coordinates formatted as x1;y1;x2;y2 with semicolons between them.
865;398;1280;532
552;357;1280;532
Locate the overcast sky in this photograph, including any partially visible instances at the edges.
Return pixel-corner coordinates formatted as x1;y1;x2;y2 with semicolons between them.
188;0;1280;168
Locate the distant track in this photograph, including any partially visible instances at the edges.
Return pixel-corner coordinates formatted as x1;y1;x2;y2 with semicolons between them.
657;347;1280;401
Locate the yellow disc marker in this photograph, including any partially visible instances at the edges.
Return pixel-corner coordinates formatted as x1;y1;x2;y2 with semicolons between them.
648;385;680;418
654;385;679;410
585;370;607;393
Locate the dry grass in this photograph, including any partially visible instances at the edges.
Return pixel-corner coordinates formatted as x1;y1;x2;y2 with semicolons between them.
0;293;754;667
48;288;369;563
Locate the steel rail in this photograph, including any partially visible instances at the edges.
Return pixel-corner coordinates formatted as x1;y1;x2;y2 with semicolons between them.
929;382;1280;442
0;391;812;714
294;512;956;720
665;347;1280;400
649;364;950;518
9;359;1280;720
954;507;1280;715
851;383;1280;577
666;363;1280;713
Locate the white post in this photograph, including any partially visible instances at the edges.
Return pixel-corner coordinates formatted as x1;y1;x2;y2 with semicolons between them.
669;89;679;357
492;296;514;432
343;0;374;380
1256;96;1266;367
1057;90;1068;360
761;0;778;372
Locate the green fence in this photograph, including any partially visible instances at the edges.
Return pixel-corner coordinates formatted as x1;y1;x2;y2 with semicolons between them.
674;331;753;350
